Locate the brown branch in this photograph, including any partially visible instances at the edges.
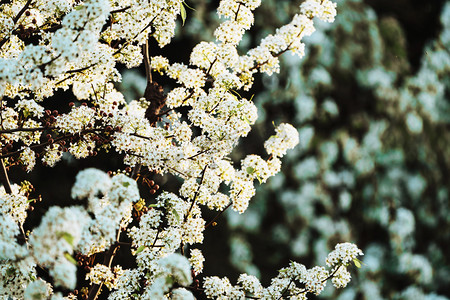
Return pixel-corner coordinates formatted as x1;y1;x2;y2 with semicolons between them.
110;6;131;14
0;128;108;159
143;38;152;84
13;0;33;24
184;166;208;222
205;202;232;229
0;159;12;194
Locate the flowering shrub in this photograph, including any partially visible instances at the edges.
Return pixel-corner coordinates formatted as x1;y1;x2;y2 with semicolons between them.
205;0;449;299
0;0;364;299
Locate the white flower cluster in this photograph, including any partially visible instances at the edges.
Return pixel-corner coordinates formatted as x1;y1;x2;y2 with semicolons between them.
72;169;137;255
0;183;29;225
86;264;123;290
202;243;362;299
215;0;261;45
55;105;96;134
300;0;337;22
189;248;205;275
264;123;300;158
29;206;91;289
326;242;364;268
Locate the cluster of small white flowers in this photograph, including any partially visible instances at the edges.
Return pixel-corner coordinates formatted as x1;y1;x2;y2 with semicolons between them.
300;0;337;22
0;183;29;225
42;144;63;167
326;242;364;268
264;123;300;158
303;266;329;295
172;288;196;300
331;266;352;288
0;258;36;299
86;264;123;290
28;206;91;289
182;216;206;244
189;248;205;275
71;168;112;203
55;105;96;134
0;107;19;143
203;276;233;298
15;99;45;118
108;173;140;204
23;278;53;300
18;119;42;146
200;243;362;299
75;173;135;255
0;213;27;260
215;0;261;45
68;139;94;159
159;253;193;286
108;269;141;300
237;273;263;297
229;175;255;213
241;154;270;183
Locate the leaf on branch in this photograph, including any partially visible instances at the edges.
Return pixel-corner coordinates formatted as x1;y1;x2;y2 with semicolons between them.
165;275;175;285
353;258;362;268
64;253;78;265
136;245;146;254
246;167;255;174
58;232;75;246
180;2;187;26
256;175;262;185
172;208;180;222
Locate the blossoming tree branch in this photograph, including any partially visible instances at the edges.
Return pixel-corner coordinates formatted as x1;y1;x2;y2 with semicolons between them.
0;0;363;299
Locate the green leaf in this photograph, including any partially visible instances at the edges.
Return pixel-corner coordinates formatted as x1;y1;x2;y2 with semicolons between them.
148;203;158;208
180;2;186;26
64;253;78;265
136;245;146;254
246;167;255;174
61;232;75;246
172;208;180;222
256;176;262;185
165;275;175;285
353;258;362;268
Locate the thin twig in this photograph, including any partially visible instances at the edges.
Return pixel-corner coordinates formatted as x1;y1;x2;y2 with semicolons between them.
143;39;152;84
184;166;208;222
0;159;12;194
87;229;123;300
205;202;232;228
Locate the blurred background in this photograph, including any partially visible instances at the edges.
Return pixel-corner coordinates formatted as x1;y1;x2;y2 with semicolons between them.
15;0;450;298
